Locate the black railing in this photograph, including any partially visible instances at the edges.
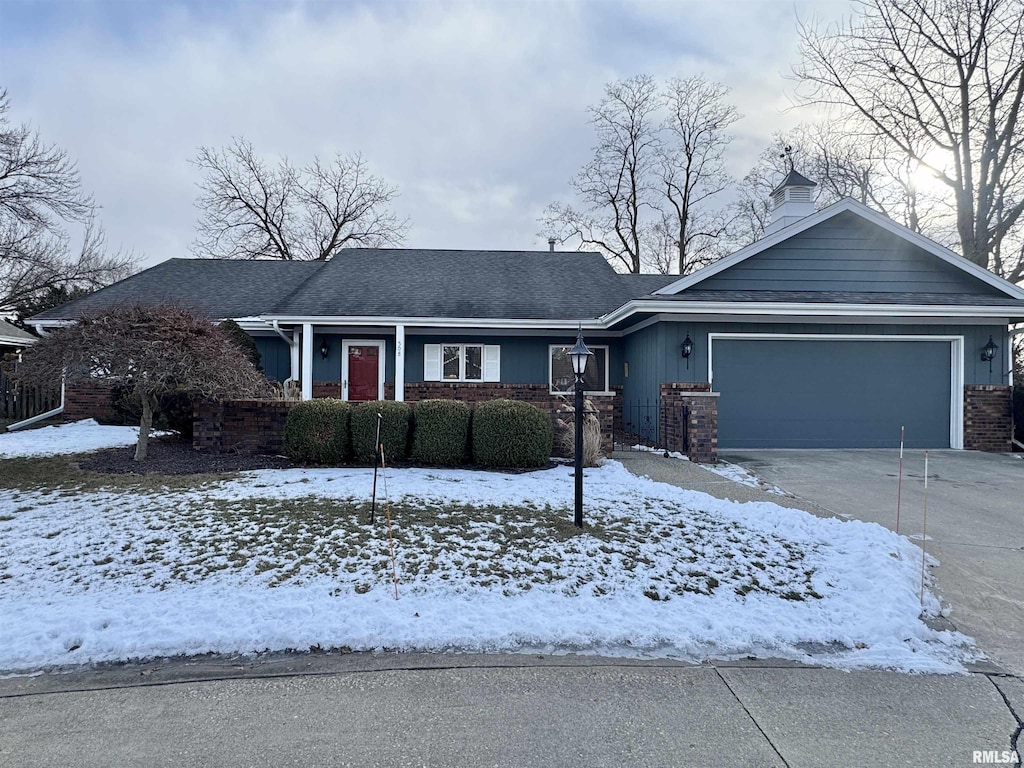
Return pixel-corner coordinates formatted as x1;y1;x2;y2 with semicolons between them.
615;400;689;454
1;370;60;424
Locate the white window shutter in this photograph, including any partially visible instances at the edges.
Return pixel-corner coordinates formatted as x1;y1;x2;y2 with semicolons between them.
483;345;500;382
424;344;441;381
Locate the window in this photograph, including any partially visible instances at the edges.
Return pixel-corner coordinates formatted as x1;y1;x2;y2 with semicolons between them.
424;344;499;382
549;344;609;394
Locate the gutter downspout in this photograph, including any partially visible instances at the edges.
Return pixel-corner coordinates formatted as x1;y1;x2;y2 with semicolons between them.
270;320;301;385
6;377;65;432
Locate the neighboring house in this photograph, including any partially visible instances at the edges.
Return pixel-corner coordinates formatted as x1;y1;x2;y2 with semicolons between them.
0;319;36;355
31;173;1024;453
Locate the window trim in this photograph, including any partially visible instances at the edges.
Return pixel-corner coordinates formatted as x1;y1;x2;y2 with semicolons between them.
548;344;611;395
424;343;500;383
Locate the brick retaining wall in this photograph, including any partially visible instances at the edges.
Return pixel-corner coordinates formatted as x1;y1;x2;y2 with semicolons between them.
963;385;1012;452
193;400;297;455
63;379;120;423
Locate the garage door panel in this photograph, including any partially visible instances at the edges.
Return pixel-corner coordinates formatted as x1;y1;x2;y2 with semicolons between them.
713;339;951;449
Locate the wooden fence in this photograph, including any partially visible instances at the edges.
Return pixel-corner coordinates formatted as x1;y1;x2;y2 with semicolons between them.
1;369;60;423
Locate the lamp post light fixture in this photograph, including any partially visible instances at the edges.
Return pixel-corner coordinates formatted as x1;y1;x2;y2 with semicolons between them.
568;327;593;529
320;339;330;359
681;333;694;370
980;336;998;375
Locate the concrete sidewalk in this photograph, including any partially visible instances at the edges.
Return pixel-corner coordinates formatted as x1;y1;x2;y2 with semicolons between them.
0;653;1020;768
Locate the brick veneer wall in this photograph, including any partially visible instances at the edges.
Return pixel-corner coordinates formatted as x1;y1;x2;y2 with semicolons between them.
193;400;297;455
963;385;1012;452
660;382;718;464
63;380;121;423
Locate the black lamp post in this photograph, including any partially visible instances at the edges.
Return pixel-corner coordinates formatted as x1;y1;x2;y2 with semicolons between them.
568;327;593;529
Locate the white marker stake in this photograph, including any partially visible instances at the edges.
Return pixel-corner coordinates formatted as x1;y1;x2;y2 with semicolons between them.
896;426;905;534
920;451;929;606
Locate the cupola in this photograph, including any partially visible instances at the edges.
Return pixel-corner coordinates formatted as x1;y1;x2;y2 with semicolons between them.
764;170;817;235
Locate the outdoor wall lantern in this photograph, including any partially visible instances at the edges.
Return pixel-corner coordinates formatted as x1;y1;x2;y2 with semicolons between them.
681;333;694;369
568;326;593;529
320;339;330;359
980;336;998;373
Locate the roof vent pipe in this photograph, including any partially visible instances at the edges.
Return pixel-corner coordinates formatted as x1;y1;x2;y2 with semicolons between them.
548;237;556;252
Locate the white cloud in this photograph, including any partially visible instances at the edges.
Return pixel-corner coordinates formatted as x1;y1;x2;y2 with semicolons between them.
1;0;850;269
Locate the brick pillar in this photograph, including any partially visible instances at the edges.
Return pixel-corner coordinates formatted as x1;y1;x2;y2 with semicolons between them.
660;382;718;464
963;385;1012;452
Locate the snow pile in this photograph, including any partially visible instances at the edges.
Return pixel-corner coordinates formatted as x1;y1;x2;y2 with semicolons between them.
0;459;975;674
0;419;152;458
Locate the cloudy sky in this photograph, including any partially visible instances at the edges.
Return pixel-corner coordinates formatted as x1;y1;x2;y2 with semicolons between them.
1;0;852;272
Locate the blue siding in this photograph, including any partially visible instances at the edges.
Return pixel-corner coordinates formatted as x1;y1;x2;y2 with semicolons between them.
405;334;620;386
698;212;1003;295
252;336;291;382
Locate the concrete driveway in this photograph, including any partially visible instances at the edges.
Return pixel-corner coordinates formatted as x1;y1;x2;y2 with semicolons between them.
720;449;1024;676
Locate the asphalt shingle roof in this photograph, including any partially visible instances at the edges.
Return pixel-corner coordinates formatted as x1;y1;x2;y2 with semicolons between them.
266;250;676;319
31;252;1021;324
0;318;36;343
31;252;677;323
32;259;324;321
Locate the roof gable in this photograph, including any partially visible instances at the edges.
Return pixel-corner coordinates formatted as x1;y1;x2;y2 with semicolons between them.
655;198;1024;301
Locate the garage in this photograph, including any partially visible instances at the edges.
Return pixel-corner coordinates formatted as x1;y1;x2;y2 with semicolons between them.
710;335;959;449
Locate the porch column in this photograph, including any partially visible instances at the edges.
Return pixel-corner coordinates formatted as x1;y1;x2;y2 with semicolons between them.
301;323;313;400
395;324;405;402
290;329;300;382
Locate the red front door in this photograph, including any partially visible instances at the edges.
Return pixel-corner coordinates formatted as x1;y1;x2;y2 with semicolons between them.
347;345;380;401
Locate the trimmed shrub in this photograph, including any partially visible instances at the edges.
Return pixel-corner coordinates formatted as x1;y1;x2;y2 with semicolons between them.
411;399;471;466
283;399;350;464
471;399;553;468
350;400;412;463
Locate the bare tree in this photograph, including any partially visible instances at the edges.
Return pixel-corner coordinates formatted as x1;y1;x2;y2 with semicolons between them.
541;76;661;274
0;89;134;313
794;0;1024;280
657;77;740;275
541;75;738;275
9;306;273;461
191;138;408;261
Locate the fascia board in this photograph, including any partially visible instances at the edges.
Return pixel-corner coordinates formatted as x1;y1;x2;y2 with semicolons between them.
258;315;607;330
0;335;35;346
603;299;1018;323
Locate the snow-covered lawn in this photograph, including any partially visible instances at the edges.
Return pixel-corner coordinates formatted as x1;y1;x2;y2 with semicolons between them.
0;423;975;674
0;419;158;458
